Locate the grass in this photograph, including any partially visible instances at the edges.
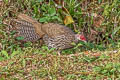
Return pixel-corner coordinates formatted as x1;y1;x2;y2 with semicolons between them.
0;0;120;79
0;48;120;80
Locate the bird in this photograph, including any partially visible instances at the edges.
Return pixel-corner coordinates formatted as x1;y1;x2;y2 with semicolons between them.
11;13;86;51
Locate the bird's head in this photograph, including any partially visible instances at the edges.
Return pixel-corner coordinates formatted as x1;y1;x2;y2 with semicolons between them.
75;34;87;42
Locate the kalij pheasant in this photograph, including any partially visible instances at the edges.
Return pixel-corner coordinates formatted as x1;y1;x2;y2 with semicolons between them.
12;14;86;50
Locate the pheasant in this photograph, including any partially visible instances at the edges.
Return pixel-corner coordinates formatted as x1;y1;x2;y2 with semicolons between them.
11;14;86;50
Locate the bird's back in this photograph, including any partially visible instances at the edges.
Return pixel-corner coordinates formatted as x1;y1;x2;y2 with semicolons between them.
42;23;78;50
41;23;75;38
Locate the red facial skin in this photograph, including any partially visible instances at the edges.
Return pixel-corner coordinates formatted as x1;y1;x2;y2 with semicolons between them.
80;35;86;42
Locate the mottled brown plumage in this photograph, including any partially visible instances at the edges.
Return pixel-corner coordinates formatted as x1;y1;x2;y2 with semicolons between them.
12;19;41;41
11;14;86;50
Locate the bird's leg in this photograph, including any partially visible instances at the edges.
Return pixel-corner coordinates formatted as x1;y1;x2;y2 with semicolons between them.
57;50;61;56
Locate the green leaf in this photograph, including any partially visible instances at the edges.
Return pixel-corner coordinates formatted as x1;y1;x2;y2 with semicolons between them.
0;56;5;61
10;30;16;35
16;36;24;40
41;4;47;12
24;42;32;47
33;5;39;14
39;17;48;22
48;8;56;16
1;50;9;59
51;16;61;21
11;50;20;58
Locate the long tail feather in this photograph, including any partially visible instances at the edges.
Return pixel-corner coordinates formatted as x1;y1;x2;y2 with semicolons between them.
12;19;40;41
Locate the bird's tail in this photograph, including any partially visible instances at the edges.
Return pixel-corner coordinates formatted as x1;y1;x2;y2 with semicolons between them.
17;13;38;23
11;19;40;41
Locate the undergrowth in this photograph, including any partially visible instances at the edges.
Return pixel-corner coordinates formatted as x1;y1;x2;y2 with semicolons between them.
0;0;120;79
